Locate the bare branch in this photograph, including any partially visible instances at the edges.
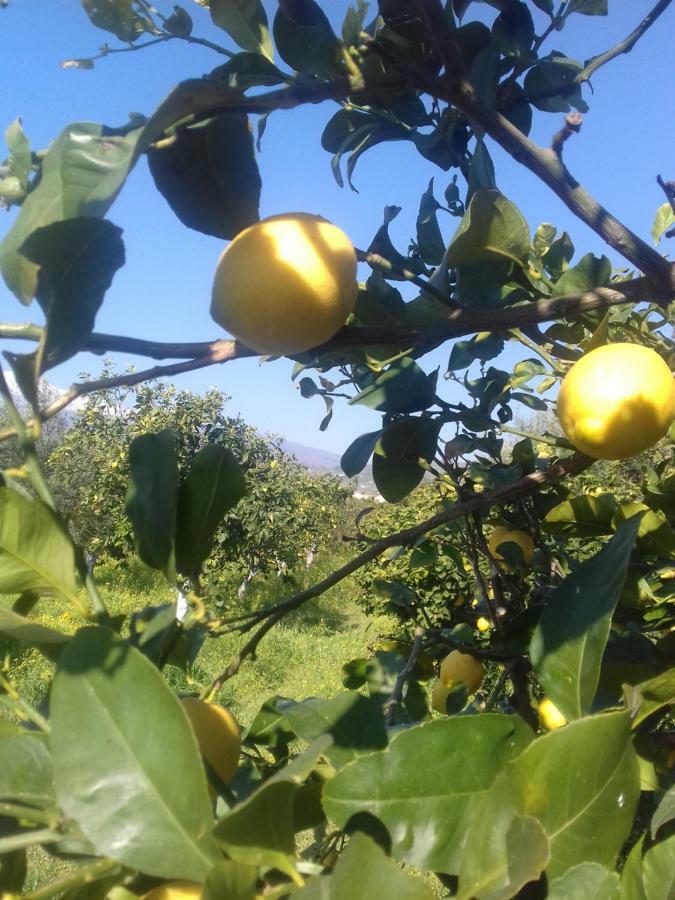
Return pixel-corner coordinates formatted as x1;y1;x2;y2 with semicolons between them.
384;627;425;726
551;112;583;160
206;453;593;695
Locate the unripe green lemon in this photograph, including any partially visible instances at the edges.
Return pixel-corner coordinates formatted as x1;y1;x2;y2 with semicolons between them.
211;213;358;355
439;650;485;694
488;526;534;570
181;698;241;786
538;697;567;731
142;883;202;900
556;343;675;459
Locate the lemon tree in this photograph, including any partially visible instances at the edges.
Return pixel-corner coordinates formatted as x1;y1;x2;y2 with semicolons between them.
1;2;675;898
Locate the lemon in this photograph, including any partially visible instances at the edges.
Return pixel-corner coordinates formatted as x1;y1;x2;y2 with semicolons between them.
181;698;241;786
476;616;491;633
488;526;534;570
439;650;485;694
431;678;452;714
556;343;675;459
142;883;202;900
211;213;358;355
538;697;566;731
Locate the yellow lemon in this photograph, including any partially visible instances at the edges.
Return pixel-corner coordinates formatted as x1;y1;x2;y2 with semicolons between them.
181;698;241;786
439;650;485;694
211;213;358;355
538;697;567;731
556;343;675;459
488;526;534;570
142;883;202;900
476;616;491;633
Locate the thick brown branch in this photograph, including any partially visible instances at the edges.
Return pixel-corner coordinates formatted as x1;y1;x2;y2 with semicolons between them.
206;453;593;694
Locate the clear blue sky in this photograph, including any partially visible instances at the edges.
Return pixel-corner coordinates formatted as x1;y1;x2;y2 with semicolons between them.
1;1;673;455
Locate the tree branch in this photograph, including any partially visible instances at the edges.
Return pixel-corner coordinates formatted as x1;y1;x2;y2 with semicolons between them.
384;627;425;725
206;453;593;695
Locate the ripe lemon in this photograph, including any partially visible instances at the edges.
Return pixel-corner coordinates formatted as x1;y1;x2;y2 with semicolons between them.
488;526;534;570
538;697;567;731
556;343;675;459
181;698;241;786
211;213;358;355
142;883;202;900
439;650;485;694
476;616;491;633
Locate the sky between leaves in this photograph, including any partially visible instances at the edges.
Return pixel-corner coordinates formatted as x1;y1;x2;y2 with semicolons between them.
0;1;673;455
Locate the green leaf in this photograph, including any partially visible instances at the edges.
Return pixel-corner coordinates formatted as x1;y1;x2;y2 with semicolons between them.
148;113;261;240
18;218;124;373
367;205;427;279
416;178;445;266
210;0;273;59
50;627;219;880
523;52;589;113
176;445;246;580
448;332;504;370
530;516;641;721
242;696;295;749
273;0;342;78
458;712;639;894
0;122;141;304
566;0;608;14
543;230;574;276
125;430;178;580
5;118;31;190
281;692;388;769
543;494;618;538
0;606;68;662
613;503;675;557
0;488;78;604
323;714;533;874
341;430;383;478
350;358;437;415
0;848;26;894
372;417;441;503
341;0;369;46
81;0;155;40
642;832;675;900
466;138;497;204
214;737;330;882
552;252;611;296
209;52;287;90
0;733;54;807
447;190;530;269
547;862;620;899
652;203;675;246
652;784;675;837
623;669;675;729
202;860;259;900
620;836;647;900
297;832;437;899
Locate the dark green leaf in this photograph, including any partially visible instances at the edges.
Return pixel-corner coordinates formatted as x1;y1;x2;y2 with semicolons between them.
273;0;342;78
524;52;589;113
447;190;530;269
341;657;368;690
623;669;675;729
242;696;295;748
543;494;618;538
0;733;54;807
50;627;219;880
552;252;611;296
566;0;607;14
0;488;78;603
0;848;26;894
341;430;383;478
214;738;330;881
148;113;261;240
466;138;497;204
367;205;428;279
281;692;388;769
353;273;407;328
202;860;259;900
164;5;193;37
530;516;641;720
492;1;534;57
547;862;620;899
176;445;246;580
448;332;504;370
543;230;574;276
1;122;141;303
209;52;287;90
297;832;437;899
81;0;154;40
458;712;639;893
210;0;273;59
416;178;445;266
0;606;68;662
350;358;437;415
19;218;124;373
323;714;533;874
372;417;441;502
125;430;178;580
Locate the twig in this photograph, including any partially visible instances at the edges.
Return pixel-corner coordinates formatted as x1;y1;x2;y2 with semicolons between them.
485;660;516;711
206;453;593;694
0;828;61;854
657;175;675;239
384;627;425;725
355;248;452;305
551;112;583;160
